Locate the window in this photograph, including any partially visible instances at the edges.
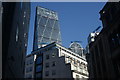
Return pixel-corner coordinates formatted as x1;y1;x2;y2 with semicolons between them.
26;68;29;73
36;73;42;78
20;2;23;9
26;67;32;73
61;53;65;56
16;26;19;42
68;58;71;63
84;65;86;70
26;59;33;65
40;17;47;26
24;33;27;38
45;71;49;76
26;74;32;78
30;59;33;64
23;21;24;25
85;65;87;71
26;60;29;65
30;67;32;71
24;11;26;17
80;62;83;69
36;56;42;64
46;54;49;59
45;62;49;68
52;70;56;75
74;60;77;65
25;43;27;47
36;65;42;72
52;53;55;57
52;61;56;67
82;77;85;79
38;45;41;48
76;75;79;80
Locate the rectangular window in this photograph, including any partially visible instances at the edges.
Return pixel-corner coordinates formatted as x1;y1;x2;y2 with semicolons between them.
52;70;56;75
74;60;77;65
45;62;49;68
76;75;79;80
26;67;32;73
36;56;42;64
30;59;33;64
26;74;32;78
30;67;32;71
36;65;42;72
16;26;19;42
26;68;29;73
46;54;49;59
68;58;71;63
52;53;55;57
26;60;29;65
36;73;42;78
52;61;56;67
45;71;49;76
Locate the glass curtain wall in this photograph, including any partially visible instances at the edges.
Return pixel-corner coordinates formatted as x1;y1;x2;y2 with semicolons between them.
33;6;62;50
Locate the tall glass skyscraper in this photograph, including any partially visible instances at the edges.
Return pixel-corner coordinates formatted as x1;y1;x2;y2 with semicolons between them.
33;6;62;50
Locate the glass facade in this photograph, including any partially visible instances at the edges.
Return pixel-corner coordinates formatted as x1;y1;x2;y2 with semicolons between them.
33;6;62;50
36;56;42;64
70;42;83;55
36;65;42;72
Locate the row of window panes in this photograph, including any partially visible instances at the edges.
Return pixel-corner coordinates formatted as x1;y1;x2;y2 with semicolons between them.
46;53;55;60
45;70;56;76
65;54;86;66
26;67;32;73
66;57;87;70
45;61;56;68
26;59;33;65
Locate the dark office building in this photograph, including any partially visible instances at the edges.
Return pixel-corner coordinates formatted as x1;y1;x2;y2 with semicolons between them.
2;2;31;78
0;1;2;79
88;2;120;79
33;6;62;50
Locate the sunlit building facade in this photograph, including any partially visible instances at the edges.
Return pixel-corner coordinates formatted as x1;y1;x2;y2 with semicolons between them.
33;6;62;50
25;42;88;79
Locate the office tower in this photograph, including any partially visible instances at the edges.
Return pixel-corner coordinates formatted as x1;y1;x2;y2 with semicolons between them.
0;1;2;79
2;2;31;78
33;6;62;50
25;42;88;79
88;2;120;79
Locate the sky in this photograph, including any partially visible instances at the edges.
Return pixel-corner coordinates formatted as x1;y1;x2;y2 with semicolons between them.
27;2;106;55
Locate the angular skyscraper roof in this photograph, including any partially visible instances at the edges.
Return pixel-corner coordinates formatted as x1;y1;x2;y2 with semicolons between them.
33;6;62;50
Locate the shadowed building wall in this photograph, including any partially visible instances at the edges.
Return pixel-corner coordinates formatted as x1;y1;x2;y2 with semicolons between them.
2;2;31;78
88;2;120;79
